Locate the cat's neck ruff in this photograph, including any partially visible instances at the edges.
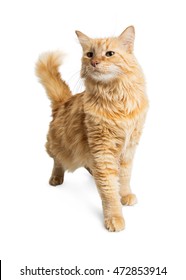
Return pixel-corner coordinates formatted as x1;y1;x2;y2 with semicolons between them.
83;76;148;122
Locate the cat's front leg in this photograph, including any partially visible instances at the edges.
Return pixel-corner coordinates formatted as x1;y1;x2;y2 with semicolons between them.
92;157;125;232
87;119;125;231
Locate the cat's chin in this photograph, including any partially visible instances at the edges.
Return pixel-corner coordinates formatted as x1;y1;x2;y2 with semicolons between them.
89;72;118;83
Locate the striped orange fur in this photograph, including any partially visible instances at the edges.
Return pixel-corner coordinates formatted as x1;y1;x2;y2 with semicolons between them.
35;26;148;231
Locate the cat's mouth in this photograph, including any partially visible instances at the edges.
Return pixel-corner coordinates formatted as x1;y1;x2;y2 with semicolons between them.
91;66;102;72
91;67;107;77
89;67;105;77
91;66;109;75
82;64;120;81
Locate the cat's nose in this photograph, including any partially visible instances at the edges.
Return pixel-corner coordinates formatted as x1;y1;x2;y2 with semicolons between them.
91;60;100;67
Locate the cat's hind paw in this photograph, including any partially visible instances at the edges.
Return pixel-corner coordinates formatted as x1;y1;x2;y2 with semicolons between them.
49;175;64;186
121;194;137;206
105;216;125;232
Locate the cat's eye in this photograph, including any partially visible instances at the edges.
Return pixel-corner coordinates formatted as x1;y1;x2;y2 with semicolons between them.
87;52;94;58
105;51;115;57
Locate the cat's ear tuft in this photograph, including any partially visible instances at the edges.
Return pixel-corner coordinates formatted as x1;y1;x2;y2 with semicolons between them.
75;30;91;49
119;26;135;53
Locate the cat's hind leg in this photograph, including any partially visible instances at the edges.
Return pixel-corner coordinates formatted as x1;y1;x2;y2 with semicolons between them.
119;146;137;206
49;158;65;186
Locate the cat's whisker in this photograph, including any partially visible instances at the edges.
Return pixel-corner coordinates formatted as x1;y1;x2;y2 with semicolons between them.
67;70;80;84
74;78;85;93
72;76;81;92
67;70;85;93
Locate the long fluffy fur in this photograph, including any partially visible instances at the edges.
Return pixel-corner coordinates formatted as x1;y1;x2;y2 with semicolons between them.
36;26;148;232
35;51;72;107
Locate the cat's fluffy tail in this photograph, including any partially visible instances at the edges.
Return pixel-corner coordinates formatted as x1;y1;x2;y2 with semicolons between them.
35;51;72;106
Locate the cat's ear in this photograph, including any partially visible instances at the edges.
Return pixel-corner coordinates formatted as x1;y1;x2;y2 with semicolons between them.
118;26;135;53
75;31;92;50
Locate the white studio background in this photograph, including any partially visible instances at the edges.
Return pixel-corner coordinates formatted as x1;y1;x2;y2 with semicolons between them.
0;0;185;279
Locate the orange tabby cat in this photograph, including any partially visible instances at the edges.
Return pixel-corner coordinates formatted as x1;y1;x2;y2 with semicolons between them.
36;26;148;232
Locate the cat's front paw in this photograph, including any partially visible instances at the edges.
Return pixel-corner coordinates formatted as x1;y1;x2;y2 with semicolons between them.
49;175;64;186
105;216;125;232
121;194;137;206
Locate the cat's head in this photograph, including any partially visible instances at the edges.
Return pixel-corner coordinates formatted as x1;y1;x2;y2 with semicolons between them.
76;26;136;83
